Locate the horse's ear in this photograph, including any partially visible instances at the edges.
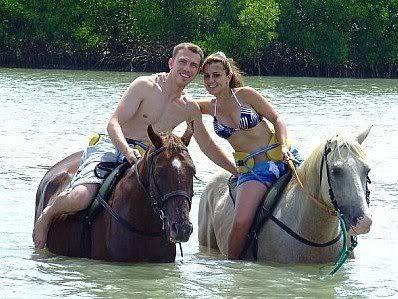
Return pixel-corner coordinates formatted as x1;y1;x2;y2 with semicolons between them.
148;125;163;148
181;121;194;147
356;125;372;144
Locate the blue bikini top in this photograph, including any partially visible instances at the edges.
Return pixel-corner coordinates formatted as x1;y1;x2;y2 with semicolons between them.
213;90;261;139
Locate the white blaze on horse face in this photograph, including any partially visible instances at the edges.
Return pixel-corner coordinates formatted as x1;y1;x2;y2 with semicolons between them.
172;158;182;173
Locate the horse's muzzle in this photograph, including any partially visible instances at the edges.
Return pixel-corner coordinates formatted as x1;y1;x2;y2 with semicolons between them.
349;213;372;235
170;222;193;243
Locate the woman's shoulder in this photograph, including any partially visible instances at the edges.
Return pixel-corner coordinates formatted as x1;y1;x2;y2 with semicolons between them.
234;86;258;96
234;86;262;105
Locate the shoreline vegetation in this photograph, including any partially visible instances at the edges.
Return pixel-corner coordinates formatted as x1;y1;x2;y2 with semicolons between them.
1;0;397;78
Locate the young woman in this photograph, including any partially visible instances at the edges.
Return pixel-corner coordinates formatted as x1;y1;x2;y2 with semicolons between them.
199;52;293;259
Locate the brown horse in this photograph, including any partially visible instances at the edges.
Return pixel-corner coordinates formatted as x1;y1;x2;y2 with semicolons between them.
34;125;196;262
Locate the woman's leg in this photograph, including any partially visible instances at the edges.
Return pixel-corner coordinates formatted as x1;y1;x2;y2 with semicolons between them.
228;180;267;259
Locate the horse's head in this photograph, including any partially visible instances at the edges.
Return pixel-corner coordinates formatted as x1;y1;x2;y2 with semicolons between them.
141;123;195;243
301;126;373;236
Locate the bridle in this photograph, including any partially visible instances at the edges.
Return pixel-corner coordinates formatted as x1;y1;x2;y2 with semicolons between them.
135;145;193;232
287;141;371;273
242;141;371;273
318;142;371;215
92;145;193;240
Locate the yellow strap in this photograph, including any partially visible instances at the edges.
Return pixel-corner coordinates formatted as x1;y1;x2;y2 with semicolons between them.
134;144;147;156
267;133;292;161
233;151;254;174
89;134;101;146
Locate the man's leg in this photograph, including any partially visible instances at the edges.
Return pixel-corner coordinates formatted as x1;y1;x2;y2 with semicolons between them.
227;180;267;260
32;183;99;249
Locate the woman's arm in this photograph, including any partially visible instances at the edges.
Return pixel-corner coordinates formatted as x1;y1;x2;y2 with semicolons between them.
238;87;289;159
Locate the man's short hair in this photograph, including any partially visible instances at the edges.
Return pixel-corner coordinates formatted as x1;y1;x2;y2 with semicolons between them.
172;43;204;65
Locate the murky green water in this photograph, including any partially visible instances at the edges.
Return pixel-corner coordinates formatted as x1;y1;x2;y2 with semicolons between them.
1;68;397;298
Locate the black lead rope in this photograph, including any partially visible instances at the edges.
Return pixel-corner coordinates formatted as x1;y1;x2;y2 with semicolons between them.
245;143;343;260
270;215;342;247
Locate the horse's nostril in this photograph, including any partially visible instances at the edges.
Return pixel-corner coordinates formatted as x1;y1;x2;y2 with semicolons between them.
171;222;193;242
353;215;365;226
184;223;193;235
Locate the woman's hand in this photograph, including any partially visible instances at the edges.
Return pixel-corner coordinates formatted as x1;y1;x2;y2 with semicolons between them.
154;72;168;83
281;144;291;162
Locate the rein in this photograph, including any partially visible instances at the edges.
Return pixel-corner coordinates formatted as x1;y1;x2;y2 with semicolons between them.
91;183;163;237
285;144;353;274
135;146;192;216
288;159;337;216
287;142;371;274
242;143;343;249
96;145;192;239
240;144;344;261
243;142;370;274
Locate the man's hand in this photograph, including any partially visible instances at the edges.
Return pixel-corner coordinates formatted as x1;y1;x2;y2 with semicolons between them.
125;148;142;164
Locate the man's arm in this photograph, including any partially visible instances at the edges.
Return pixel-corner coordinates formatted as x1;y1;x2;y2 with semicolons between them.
188;102;238;176
196;99;213;115
107;77;149;164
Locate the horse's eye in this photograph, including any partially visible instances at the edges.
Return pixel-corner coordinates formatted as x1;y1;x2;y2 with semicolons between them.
331;166;343;175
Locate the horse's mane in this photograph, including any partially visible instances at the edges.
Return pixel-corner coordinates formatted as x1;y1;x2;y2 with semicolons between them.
295;133;367;195
147;132;186;158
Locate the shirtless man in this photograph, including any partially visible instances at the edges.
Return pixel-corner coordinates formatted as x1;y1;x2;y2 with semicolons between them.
33;43;237;249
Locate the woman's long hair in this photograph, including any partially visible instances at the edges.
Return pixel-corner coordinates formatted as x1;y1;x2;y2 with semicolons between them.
202;52;244;88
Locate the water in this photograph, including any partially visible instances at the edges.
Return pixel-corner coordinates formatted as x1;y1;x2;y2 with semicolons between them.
1;68;397;298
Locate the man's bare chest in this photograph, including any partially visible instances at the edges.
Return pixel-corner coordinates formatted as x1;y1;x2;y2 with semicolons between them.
139;98;188;131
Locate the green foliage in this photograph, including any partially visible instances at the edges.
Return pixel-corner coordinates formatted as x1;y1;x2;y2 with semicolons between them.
0;0;396;76
192;0;280;66
278;0;352;65
350;0;398;67
131;1;167;42
278;0;397;71
0;0;31;46
239;0;280;52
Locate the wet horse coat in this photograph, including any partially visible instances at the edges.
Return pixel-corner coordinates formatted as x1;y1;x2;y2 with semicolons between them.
34;126;195;262
198;127;373;263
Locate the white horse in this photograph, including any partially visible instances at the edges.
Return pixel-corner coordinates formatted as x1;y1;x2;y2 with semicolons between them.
198;127;373;263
